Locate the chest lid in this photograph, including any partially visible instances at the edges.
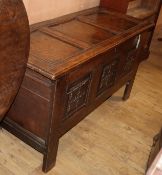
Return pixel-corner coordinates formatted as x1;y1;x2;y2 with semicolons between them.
28;8;153;80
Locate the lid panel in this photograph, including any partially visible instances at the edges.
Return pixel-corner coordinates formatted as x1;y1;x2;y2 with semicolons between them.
50;20;114;45
85;13;136;33
30;31;81;67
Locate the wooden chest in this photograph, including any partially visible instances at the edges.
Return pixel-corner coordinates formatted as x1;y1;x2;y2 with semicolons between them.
2;7;154;172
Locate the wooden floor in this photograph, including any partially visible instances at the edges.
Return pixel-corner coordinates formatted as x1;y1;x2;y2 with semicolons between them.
1;20;162;175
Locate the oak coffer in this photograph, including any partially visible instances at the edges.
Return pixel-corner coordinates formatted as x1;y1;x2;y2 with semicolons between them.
2;7;154;172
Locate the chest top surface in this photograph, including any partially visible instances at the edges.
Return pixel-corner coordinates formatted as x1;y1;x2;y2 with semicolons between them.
28;7;153;80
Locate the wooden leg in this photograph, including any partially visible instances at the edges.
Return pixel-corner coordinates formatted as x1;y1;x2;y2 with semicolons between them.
123;79;135;101
42;79;66;173
42;137;59;173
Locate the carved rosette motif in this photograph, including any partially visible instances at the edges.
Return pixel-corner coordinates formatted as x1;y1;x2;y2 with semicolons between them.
65;74;91;118
98;59;119;95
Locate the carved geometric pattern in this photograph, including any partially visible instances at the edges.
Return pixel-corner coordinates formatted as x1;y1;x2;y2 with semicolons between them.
123;50;136;74
65;74;91;118
98;59;119;95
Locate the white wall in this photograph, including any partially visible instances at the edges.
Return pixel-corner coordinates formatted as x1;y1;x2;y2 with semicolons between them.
23;0;100;24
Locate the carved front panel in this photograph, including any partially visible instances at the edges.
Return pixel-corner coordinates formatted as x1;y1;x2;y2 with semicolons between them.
97;59;119;95
65;74;91;118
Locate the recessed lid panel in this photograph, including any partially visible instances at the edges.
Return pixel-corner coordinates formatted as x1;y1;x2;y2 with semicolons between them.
50;20;114;45
29;31;81;71
84;12;136;33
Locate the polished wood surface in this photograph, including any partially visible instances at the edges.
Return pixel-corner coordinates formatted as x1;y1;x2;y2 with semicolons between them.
28;8;152;80
100;0;161;19
0;26;162;174
1;7;154;172
127;0;162;19
100;0;129;13
0;0;30;122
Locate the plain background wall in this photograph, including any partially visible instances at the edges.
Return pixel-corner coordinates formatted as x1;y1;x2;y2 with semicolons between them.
22;1;161;25
23;0;100;24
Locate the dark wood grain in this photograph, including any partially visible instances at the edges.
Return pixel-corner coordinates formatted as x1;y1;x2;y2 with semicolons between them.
26;9;154;80
2;7;154;173
0;0;30;122
100;0;129;13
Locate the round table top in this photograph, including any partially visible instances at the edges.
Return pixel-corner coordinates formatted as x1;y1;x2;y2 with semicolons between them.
0;0;30;122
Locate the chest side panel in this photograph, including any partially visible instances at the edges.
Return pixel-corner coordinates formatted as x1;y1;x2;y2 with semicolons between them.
7;68;54;141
